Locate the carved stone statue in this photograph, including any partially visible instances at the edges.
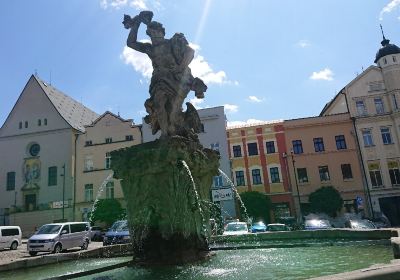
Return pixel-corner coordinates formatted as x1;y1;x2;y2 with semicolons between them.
123;11;207;140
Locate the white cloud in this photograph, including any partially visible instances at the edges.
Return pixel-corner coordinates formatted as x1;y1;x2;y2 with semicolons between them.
121;45;153;79
224;104;238;113
380;0;400;20
121;42;238;86
247;95;264;103
310;68;334;81
130;0;148;10
296;40;311;48
100;0;160;10
189;97;204;109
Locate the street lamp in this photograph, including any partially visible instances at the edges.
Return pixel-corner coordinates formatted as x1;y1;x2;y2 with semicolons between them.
290;149;303;222
61;164;66;221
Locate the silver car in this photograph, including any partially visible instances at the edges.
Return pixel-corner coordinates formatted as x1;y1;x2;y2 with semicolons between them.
27;222;91;256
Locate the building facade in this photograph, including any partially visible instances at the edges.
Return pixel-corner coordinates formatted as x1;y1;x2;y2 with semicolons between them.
284;113;366;219
322;35;400;225
142;106;236;219
226;121;294;222
74;111;141;221
0;75;98;235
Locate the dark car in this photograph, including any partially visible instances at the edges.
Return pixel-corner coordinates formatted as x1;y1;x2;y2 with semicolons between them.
90;226;104;241
266;223;290;232
103;220;131;246
251;221;267;233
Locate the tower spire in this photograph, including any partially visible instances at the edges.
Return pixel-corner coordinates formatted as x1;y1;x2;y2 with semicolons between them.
380;24;390;46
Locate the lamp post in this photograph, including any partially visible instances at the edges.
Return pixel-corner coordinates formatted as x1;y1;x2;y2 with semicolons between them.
290;150;303;222
61;164;66;221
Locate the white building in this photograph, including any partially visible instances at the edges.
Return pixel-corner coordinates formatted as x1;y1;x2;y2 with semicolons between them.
322;33;400;225
142;106;236;219
0;75;98;234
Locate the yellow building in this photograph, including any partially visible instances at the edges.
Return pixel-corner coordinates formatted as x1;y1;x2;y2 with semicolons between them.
75;111;141;221
227;121;294;221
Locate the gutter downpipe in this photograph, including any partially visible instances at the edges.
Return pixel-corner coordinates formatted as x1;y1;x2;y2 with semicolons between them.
73;133;79;221
341;89;375;218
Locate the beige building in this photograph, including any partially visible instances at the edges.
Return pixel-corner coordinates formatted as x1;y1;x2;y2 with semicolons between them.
0;75;98;235
75;112;141;221
322;34;400;225
284;113;365;218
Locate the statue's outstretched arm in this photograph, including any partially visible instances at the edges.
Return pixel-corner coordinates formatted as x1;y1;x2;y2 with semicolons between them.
124;15;151;54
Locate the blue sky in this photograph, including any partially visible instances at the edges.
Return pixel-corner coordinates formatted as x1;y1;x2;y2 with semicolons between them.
1;1;399;127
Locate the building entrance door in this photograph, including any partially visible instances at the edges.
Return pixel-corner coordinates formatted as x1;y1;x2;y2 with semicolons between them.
25;194;37;211
379;196;400;226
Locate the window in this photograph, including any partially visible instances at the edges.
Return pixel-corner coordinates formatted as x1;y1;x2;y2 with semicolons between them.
70;223;88;233
235;171;245;186
381;127;393;144
84;155;94;171
252;169;262;185
232;145;242;157
297;168;308;183
106;181;114;199
292;140;303;154
356;100;367;116
38;119;41;126
389;162;400;186
394;56;397;63
210;142;220;152
213;176;223;187
369;170;383;187
25;121;28;128
105;152;111;169
313;137;325;152
105;137;112;144
6;172;15;191
1;228;19;236
84;184;94;202
44;118;47;125
319;166;330;181
19;122;22;129
341;164;353;180
362;129;374;147
374;98;385;114
270;167;280;183
125;135;133;141
48;166;57;186
266;141;275;154
200;123;205;133
393;94;399;110
335;135;347;150
85;140;92;146
247;143;258;156
384;58;387;64
61;225;70;234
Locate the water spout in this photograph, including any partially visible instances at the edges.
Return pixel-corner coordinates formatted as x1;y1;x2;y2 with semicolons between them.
218;169;250;224
89;171;114;224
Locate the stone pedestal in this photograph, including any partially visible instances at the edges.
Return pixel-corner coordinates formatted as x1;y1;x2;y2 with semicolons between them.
111;137;219;265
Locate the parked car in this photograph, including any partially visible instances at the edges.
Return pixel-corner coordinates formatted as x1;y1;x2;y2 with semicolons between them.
266;223;290;232
223;222;249;236
0;226;22;250
304;219;332;230
345;219;377;230
27;222;91;256
103;220;131;246
90;226;104;241
251;221;267;233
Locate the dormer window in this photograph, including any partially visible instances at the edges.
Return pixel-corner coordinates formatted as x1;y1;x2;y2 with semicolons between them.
384;58;387;64
394;56;397;63
105;137;112;144
85;140;93;146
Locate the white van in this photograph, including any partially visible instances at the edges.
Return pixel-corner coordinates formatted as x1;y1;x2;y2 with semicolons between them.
0;226;22;250
27;222;91;256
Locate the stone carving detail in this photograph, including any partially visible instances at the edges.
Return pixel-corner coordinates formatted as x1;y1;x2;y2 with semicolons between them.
123;11;207;140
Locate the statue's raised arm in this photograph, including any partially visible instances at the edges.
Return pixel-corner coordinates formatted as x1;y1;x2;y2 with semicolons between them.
123;11;153;54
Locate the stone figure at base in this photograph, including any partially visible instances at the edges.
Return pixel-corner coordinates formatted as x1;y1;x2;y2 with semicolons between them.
123;11;207;140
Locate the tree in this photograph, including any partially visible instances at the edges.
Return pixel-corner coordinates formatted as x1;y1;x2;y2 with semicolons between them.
309;186;343;217
239;191;272;223
89;199;125;227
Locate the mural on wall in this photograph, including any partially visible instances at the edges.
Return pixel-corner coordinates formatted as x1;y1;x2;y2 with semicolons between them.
22;157;41;190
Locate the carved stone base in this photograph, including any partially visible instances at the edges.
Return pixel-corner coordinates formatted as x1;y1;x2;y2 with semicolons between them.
111;137;219;265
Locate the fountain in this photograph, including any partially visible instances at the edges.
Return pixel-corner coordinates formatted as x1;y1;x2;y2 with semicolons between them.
110;10;220;265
